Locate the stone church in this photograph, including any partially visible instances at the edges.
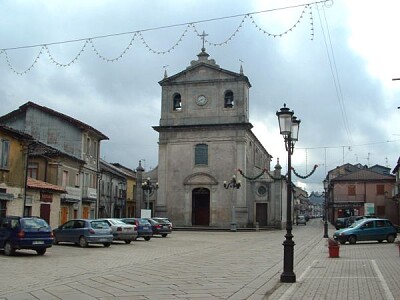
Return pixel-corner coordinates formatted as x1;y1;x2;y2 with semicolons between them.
140;48;286;229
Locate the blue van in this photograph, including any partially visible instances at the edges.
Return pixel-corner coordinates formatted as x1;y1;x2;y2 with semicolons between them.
333;218;397;245
0;216;54;255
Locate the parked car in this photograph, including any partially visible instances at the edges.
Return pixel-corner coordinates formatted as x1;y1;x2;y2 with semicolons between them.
53;219;113;247
296;215;307;226
333;218;397;245
334;217;349;230
97;218;137;244
346;215;375;226
152;217;173;229
0;216;53;256
145;218;172;237
120;218;153;241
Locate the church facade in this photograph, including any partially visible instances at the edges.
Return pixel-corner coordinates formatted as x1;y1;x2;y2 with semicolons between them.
151;49;286;228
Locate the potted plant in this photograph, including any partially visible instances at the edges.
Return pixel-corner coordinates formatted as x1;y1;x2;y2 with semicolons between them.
328;237;340;258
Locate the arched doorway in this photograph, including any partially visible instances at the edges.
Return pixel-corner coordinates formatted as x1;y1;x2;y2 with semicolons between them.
192;188;210;226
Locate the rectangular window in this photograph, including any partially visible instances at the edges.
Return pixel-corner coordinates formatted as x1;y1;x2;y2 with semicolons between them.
195;144;208;165
75;173;80;187
93;141;98;158
348;185;356;196
86;137;91;155
376;184;384;195
62;171;69;188
28;162;39;179
0;139;10;169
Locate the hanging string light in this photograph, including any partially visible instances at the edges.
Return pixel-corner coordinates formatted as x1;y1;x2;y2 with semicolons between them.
89;33;137;62
0;1;328;75
192;15;248;47
249;5;313;39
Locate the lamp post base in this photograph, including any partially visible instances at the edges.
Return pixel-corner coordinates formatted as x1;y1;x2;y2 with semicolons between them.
230;223;237;232
280;272;296;283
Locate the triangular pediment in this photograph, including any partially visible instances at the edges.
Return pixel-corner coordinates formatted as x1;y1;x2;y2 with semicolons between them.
184;172;218;185
159;50;251;87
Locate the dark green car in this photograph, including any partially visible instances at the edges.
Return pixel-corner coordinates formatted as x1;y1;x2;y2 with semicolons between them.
333;218;397;245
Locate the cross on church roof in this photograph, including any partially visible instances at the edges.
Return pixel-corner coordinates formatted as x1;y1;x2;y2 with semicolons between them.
200;31;208;51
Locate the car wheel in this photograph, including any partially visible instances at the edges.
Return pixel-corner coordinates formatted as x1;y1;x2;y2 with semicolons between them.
348;235;357;244
387;235;395;243
53;236;58;245
339;240;346;245
36;248;46;255
4;241;15;256
124;240;132;244
144;236;151;241
103;243;111;247
79;236;88;248
161;234;168;238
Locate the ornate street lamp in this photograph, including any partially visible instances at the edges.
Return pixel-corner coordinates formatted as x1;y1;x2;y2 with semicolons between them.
323;179;329;238
276;103;301;283
224;175;241;232
142;177;159;210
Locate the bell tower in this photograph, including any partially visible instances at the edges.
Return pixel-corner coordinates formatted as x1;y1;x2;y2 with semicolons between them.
153;48;253;227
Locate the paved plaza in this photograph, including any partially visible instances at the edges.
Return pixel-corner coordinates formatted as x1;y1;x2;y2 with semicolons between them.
0;219;399;299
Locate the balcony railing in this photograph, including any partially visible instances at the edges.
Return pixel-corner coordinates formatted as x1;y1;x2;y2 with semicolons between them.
82;187;97;200
61;186;82;202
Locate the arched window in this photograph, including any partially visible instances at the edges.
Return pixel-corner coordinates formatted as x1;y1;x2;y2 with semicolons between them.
173;93;182;111
224;90;234;108
195;144;208;165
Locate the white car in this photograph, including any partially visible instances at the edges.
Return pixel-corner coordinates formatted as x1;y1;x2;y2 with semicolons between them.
296;215;307;225
97;218;137;244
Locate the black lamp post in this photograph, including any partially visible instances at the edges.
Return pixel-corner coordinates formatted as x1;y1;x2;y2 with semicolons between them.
224;175;241;232
276;103;300;283
142;177;158;210
323;179;329;238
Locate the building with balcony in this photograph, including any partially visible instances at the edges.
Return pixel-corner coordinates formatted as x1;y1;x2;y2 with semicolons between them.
0;101;108;221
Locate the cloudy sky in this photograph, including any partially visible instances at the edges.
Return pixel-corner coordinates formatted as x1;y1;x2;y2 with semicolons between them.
1;0;399;193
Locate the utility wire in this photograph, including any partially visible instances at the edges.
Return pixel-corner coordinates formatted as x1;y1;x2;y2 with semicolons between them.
316;3;353;146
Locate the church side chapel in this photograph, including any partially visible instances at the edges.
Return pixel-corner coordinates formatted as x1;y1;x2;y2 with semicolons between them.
150;42;286;229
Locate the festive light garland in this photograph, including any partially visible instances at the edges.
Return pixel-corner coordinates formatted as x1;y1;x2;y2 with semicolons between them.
291;164;318;179
0;2;320;75
237;168;282;181
237;164;319;181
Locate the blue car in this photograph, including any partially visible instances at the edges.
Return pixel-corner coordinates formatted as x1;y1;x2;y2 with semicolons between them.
0;216;54;256
333;218;397;245
120;218;153;241
53;219;113;247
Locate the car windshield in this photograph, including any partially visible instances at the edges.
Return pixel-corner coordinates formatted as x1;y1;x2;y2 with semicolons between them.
22;218;50;229
154;219;169;224
90;220;109;229
138;219;151;225
349;219;365;228
107;219;127;225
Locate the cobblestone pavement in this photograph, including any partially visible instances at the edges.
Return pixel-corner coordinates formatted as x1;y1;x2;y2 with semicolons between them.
0;219;399;299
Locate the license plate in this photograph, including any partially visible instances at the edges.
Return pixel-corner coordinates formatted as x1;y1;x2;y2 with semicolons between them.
163;225;168;229
33;241;44;245
143;226;149;230
99;238;108;242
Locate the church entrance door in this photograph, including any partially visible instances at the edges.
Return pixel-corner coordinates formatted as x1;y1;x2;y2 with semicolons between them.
256;203;268;226
192;188;210;226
